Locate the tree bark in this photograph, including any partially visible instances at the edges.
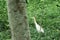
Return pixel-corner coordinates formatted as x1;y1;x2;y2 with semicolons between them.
6;0;31;40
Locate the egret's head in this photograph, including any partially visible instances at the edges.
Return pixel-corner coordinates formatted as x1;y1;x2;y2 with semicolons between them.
31;16;36;19
31;17;36;23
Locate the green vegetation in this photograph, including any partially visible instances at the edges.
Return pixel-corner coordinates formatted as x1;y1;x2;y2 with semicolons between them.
0;0;60;40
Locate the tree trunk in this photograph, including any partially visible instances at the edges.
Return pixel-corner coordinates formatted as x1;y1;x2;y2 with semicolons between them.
6;0;31;40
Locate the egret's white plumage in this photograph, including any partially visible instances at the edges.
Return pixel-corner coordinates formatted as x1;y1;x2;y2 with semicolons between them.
33;17;44;33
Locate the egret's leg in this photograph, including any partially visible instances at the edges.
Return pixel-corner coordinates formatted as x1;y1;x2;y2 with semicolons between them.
37;33;41;40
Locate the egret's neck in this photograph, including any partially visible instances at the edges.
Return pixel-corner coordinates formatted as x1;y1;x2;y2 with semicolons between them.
33;18;37;24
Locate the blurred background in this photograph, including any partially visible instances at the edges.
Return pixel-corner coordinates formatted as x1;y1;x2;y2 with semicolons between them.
0;0;60;40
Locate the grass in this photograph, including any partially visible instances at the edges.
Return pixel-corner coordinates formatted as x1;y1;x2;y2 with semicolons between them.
0;0;60;40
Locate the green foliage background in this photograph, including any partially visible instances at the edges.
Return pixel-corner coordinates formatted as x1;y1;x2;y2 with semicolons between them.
0;0;60;40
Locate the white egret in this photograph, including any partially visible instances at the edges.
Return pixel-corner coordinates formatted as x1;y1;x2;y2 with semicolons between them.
33;17;44;33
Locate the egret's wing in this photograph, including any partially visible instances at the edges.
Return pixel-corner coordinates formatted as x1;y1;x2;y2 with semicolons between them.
35;23;44;33
40;27;44;33
35;24;40;32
